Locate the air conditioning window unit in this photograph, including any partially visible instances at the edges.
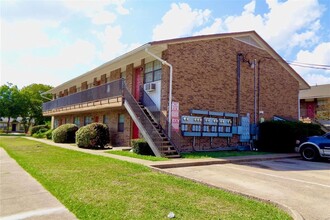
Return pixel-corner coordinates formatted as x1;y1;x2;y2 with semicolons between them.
144;82;156;92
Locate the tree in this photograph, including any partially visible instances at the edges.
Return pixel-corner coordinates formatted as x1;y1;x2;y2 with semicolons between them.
0;83;25;133
20;83;53;132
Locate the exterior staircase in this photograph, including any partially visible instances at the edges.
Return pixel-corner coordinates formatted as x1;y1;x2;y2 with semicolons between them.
138;102;180;158
122;84;180;158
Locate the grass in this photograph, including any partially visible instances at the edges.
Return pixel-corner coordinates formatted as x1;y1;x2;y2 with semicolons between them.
106;150;169;161
0;137;291;220
181;150;270;159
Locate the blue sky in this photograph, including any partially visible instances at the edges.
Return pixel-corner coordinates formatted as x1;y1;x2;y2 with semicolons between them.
1;0;330;88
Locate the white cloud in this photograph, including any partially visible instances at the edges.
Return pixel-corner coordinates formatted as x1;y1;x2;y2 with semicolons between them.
152;3;211;40
1;39;97;88
96;25;141;61
196;0;323;52
91;11;116;25
1;19;58;51
61;0;129;25
194;18;224;36
293;42;330;85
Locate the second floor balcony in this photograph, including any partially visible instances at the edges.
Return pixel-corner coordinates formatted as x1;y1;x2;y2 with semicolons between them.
43;79;124;116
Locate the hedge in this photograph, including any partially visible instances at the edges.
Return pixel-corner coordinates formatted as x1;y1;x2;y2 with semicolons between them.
256;121;324;153
76;123;110;149
131;139;154;156
29;125;49;135
52;124;78;143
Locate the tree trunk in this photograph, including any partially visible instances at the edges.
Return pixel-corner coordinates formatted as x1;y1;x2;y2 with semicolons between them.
6;117;10;134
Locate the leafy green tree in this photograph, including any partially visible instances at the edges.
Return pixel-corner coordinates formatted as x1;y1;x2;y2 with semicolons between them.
0;83;26;133
20;84;53;132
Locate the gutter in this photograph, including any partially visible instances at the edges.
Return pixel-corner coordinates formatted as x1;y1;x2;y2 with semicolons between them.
145;48;173;138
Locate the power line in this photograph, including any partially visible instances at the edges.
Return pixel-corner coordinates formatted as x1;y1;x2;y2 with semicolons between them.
287;63;330;70
286;61;330;68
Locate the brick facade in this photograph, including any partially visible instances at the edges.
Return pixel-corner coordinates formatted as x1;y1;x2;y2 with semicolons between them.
159;37;299;150
54;109;131;146
46;32;305;152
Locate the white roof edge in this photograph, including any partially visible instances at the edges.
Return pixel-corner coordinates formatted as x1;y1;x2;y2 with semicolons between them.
45;43;152;94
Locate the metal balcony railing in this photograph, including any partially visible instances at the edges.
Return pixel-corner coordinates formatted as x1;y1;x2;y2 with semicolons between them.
43;79;123;112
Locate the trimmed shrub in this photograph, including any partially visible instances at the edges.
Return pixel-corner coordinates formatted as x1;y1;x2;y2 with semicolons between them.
45;129;53;139
32;132;45;139
256;121;324;153
29;125;49;135
52;124;78;143
131;139;154;156
76;123;110;149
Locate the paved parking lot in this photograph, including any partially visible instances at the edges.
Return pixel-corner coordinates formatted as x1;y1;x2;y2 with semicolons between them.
164;158;330;220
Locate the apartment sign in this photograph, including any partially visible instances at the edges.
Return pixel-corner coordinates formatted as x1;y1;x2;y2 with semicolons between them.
172;102;179;132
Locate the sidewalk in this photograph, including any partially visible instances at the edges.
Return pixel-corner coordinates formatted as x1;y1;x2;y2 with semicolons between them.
0;148;77;220
24;137;300;169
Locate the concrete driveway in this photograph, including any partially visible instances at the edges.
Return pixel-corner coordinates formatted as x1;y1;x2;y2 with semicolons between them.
163;158;330;220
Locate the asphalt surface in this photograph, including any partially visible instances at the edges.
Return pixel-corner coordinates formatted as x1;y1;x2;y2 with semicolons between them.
163;158;330;220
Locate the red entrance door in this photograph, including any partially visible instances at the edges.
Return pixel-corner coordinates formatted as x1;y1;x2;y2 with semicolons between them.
132;67;142;139
134;67;142;100
306;102;315;119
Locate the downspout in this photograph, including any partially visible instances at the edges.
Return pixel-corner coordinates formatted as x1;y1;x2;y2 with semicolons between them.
253;59;257;124
298;92;301;120
237;53;242;125
145;48;173;138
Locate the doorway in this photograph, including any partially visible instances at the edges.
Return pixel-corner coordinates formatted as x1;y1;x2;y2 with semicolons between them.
132;67;142;139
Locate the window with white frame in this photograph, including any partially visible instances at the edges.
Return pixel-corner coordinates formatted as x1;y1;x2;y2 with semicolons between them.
144;60;162;83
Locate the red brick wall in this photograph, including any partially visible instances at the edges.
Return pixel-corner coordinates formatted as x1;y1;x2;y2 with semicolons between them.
54;109;131;147
160;37;299;150
110;68;121;81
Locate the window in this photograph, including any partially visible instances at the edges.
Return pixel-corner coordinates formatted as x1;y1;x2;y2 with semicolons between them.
84;116;92;125
74;117;80;127
54;119;59;128
103;115;109;125
144;60;162;83
118;114;125;132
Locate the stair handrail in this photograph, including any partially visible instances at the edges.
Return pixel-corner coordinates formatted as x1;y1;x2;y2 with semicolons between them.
141;89;161;122
122;83;168;156
141;90;183;152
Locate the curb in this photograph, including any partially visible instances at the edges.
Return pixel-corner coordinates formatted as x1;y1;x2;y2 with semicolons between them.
152;155;301;169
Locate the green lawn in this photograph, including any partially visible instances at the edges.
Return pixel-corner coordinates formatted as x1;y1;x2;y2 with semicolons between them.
181;151;270;159
0;137;291;220
106;150;169;161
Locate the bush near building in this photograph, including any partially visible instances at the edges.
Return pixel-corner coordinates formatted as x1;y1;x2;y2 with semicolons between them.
257;121;324;153
131;139;154;156
52;124;78;143
29;125;49;135
76;123;109;149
